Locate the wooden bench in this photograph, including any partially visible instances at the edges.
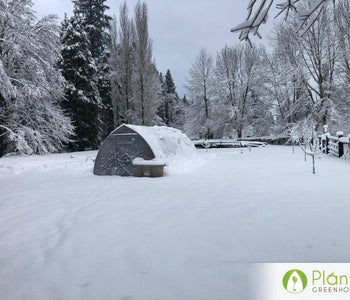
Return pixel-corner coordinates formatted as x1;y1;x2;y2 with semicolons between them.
132;158;166;178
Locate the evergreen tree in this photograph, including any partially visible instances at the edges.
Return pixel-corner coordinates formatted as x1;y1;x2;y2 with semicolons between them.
158;69;181;127
73;0;113;139
98;51;114;138
164;70;179;126
59;15;101;151
165;70;176;94
157;72;167;125
72;0;111;59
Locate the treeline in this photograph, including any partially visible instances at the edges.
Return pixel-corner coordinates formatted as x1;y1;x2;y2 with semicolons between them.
185;0;350;139
0;0;184;156
1;0;350;156
185;46;270;139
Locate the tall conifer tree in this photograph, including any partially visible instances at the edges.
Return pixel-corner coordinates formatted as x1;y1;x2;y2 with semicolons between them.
59;15;101;151
72;0;111;58
158;69;180;127
73;0;113;139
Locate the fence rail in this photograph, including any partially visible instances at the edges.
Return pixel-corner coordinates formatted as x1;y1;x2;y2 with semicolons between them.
192;139;267;149
319;132;350;161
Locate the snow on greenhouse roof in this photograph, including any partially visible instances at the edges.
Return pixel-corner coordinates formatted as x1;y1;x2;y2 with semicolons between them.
125;124;196;163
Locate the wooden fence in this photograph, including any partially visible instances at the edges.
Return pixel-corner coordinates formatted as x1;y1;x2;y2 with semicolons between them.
193;135;289;149
319;132;350;161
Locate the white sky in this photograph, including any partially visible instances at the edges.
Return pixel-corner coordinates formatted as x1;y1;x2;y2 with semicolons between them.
32;0;275;96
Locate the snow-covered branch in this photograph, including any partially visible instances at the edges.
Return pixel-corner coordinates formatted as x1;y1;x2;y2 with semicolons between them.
232;0;334;43
0;0;74;156
0;125;15;137
231;0;273;45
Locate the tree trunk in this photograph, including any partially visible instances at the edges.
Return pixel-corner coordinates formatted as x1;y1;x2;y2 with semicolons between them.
237;126;242;139
204;82;209;119
140;75;145;125
0;135;6;157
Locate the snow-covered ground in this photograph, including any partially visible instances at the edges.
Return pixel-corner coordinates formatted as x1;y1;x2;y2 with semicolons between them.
1;146;350;300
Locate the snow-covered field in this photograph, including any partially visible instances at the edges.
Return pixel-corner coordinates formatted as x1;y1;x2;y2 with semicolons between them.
1;146;350;300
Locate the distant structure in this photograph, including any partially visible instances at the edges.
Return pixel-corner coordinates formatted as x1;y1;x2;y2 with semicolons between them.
94;124;195;176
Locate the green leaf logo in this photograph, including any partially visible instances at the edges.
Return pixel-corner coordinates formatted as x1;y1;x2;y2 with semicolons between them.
283;269;308;294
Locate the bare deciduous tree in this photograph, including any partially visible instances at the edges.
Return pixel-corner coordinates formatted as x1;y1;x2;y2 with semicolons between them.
109;3;134;126
291;118;322;174
185;48;215;138
298;8;339;130
132;0;161;126
214;44;266;138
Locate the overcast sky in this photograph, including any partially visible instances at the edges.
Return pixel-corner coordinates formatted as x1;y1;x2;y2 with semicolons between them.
32;0;274;96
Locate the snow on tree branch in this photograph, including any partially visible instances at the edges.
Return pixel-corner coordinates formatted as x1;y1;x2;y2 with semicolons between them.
0;1;74;156
231;0;273;46
231;0;335;44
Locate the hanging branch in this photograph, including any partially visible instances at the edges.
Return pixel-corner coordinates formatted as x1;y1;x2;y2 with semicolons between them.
231;0;335;43
231;0;273;46
0;125;16;137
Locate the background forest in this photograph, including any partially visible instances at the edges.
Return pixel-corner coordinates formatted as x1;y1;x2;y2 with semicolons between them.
1;0;350;156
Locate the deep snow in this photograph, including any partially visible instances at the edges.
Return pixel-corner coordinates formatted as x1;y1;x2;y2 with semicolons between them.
1;146;350;300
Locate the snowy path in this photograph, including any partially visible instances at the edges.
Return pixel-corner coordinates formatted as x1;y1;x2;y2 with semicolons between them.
1;146;350;299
